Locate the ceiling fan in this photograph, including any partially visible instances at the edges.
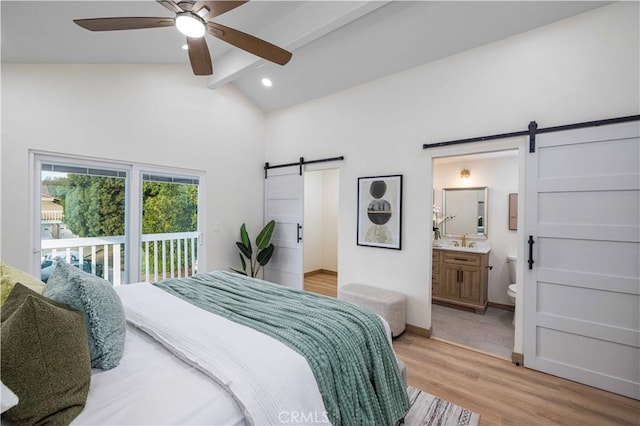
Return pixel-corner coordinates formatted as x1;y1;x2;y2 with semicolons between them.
73;0;292;76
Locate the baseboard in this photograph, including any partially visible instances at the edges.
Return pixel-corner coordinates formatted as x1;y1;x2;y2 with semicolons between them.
405;324;432;338
512;352;524;366
488;302;515;312
304;269;337;277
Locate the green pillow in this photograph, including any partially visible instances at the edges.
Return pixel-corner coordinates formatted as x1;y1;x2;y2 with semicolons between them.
44;261;126;370
1;283;91;425
0;260;45;306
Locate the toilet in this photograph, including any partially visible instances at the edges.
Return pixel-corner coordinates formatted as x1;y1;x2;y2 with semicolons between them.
506;255;517;325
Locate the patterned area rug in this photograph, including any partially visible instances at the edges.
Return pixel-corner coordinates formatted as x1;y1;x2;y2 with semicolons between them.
405;386;480;426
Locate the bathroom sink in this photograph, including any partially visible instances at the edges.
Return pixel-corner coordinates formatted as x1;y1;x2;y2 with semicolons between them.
433;240;491;254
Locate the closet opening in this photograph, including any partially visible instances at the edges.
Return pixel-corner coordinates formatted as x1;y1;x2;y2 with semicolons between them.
302;168;339;298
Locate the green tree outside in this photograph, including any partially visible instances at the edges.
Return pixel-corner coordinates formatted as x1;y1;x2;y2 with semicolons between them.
62;175;126;237
141;181;198;276
44;175;198;279
142;182;198;234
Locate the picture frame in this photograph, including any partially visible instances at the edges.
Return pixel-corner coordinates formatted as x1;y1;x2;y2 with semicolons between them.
357;175;402;250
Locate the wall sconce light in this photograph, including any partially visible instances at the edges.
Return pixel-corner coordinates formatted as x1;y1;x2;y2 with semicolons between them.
460;168;471;179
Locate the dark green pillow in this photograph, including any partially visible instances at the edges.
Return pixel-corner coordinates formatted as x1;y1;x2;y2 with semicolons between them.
1;283;91;425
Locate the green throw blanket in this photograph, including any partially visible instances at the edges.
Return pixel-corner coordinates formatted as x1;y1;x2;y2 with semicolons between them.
154;271;409;426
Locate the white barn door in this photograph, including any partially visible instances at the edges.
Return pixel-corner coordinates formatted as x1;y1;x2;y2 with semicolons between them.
524;121;640;399
264;166;304;290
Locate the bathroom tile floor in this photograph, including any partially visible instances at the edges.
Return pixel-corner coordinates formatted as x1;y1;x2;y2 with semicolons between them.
431;304;515;360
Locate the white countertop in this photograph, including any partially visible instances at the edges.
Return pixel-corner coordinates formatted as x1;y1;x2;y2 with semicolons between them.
432;241;491;254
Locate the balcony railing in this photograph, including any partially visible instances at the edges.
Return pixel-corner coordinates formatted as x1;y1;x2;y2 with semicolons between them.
141;232;198;283
41;210;64;223
40;232;198;286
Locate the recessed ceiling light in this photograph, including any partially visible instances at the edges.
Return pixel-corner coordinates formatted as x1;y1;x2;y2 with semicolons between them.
261;78;273;87
181;44;188;50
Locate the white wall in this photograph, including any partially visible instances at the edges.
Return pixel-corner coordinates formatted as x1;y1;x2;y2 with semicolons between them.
266;2;640;331
1;64;266;276
303;168;338;273
434;154;519;305
304;170;324;272
321;169;338;272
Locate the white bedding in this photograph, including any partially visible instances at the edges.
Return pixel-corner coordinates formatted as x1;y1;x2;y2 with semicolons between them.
73;282;395;425
116;283;327;425
73;324;245;426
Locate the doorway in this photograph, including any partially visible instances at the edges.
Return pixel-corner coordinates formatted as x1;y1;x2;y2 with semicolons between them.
425;118;639;399
303;168;339;297
431;150;519;360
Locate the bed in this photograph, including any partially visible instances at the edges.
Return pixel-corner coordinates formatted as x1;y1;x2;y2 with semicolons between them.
2;269;408;425
74;324;245;425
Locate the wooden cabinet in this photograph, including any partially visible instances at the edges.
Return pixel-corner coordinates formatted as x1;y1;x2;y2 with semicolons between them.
432;248;489;314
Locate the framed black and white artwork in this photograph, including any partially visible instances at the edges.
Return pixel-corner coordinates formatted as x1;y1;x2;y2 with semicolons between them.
357;175;402;250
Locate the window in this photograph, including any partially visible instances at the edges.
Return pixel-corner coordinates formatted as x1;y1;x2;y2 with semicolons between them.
141;173;199;282
33;155;204;284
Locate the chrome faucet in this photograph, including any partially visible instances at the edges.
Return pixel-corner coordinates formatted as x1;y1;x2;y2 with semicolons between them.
461;233;467;247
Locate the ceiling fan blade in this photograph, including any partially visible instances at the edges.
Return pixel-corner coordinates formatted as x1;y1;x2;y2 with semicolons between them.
74;17;175;32
193;1;248;20
187;37;213;75
207;22;292;65
156;0;184;14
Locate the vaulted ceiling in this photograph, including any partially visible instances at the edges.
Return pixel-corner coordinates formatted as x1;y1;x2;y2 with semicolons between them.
2;1;610;112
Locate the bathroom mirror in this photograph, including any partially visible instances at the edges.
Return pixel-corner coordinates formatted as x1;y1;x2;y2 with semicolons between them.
442;187;488;239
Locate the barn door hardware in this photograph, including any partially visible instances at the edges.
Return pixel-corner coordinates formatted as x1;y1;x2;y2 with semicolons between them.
528;235;535;270
263;156;345;179
422;115;640;153
528;121;537;153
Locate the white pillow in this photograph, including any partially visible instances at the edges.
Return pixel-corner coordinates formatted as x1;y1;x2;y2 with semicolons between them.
1;381;19;413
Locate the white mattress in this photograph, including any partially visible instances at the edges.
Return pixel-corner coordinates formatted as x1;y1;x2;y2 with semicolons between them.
73;324;245;426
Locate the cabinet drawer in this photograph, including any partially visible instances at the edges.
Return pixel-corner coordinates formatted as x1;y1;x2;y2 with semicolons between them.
442;251;481;267
432;249;442;263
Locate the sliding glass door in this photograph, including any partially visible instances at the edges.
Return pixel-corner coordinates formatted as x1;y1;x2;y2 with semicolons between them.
39;162;127;284
34;155;204;285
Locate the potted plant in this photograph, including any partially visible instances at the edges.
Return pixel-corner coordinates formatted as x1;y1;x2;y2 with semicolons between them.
432;205;456;241
231;220;276;277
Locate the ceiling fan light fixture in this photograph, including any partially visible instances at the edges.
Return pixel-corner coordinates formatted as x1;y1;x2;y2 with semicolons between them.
175;12;206;38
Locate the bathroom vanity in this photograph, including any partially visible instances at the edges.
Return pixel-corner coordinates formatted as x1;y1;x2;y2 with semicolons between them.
432;247;490;314
433;185;491;313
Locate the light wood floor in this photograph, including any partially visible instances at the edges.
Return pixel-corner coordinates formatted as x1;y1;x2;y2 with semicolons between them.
304;271;337;298
394;333;640;425
304;272;640;425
